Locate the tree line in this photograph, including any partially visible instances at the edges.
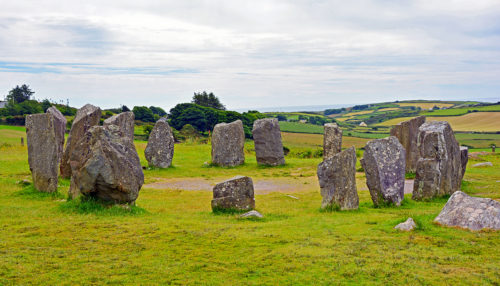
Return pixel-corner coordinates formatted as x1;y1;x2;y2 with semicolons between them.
1;86;266;138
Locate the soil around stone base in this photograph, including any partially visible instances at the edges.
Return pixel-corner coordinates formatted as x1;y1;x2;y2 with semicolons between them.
144;177;319;194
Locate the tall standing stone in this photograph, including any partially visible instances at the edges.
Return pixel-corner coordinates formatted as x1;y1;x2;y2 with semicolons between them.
26;113;60;192
103;111;135;141
211;120;245;167
317;146;358;210
145;117;175;168
361;136;406;206
252;118;285;166
68;125;144;204
460;146;468;181
323;123;342;159
46;106;67;163
211;176;255;211
390;116;425;172
413;121;462;200
60;104;101;178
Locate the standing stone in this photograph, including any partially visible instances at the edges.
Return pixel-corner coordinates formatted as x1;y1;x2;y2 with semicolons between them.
26;113;60;192
252;118;285;166
413;121;462;200
46;106;67;162
460;146;468;181
103;111;135;141
60;104;101;178
68;125;144;204
361;136;406;206
323;123;342;159
434;191;500;231
317;147;358;210
211;120;245;167
211;176;255;211
390;116;426;172
144;117;174;168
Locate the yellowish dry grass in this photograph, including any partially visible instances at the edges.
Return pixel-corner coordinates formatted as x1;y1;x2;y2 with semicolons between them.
427;112;500;132
397;102;454;109
281;132;370;149
375;116;416;126
377;107;400;112
376;112;500;132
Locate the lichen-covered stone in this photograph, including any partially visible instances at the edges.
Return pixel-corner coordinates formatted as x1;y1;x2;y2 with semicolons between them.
211;176;255;211
434;191;500;231
103;111;135;141
323;123;342;159
60;104;101;178
26;113;60;192
252;118;285;166
46;106;67;162
413;121;462;200
68;125;144;204
362;136;406;206
390;116;425;172
460;146;468;180
317;147;358;210
211;120;245;167
145;117;175;168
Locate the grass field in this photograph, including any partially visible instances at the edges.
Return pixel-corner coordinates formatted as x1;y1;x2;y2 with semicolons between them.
278;121;324;134
377;107;400;112
422;104;500;116
376;113;500;132
281;132;370;149
397;102;455;109
1;125;500;284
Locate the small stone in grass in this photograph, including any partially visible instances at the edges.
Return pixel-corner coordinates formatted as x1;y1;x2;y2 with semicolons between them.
240;210;263;218
394;218;416;231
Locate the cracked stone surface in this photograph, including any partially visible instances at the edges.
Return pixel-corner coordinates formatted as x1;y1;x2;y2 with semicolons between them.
317;147;358;210
211;120;245;167
435;191;500;231
362;136;406;206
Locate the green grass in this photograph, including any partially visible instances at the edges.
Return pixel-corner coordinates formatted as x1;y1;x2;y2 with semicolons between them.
278;121;325;134
455;133;500;149
1;125;500;284
422;104;500;116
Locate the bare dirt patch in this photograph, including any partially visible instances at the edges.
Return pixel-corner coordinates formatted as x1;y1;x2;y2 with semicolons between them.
144;175;412;195
144;177;319;194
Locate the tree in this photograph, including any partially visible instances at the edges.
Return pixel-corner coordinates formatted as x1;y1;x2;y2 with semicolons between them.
143;125;154;139
277;114;287;121
175;107;207;131
121;105;130;112
41;99;51;112
192;91;225;110
6;84;35;104
149;106;167;116
133;106;155;122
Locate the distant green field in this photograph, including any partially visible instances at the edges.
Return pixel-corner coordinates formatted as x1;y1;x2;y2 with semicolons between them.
278;121;324;134
422;104;500;116
455;133;500;149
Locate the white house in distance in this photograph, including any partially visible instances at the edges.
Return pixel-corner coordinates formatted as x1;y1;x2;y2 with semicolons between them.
359;121;368;127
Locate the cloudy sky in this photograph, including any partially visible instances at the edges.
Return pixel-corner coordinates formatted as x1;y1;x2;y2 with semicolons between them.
1;0;499;111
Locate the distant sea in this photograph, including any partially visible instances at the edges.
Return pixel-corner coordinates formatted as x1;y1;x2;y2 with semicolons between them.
234;104;353;113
